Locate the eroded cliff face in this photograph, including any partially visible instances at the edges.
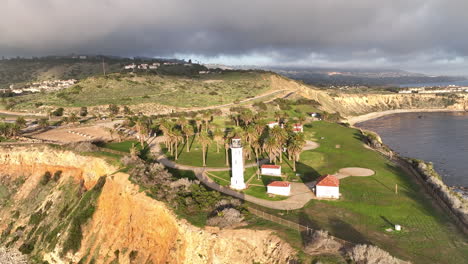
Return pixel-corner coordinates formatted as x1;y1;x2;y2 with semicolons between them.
269;74;468;116
0;146;295;264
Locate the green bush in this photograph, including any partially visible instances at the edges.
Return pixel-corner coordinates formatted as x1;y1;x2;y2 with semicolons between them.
53;170;62;182
40;172;52;185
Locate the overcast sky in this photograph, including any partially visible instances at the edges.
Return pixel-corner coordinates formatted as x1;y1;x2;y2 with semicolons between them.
2;0;468;75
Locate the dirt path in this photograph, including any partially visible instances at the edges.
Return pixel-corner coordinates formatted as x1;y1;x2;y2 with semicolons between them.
147;136;315;210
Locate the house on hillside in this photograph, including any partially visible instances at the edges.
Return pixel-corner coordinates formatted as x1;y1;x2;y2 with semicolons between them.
261;164;282;176
267;121;279;128
267;181;291;196
293;123;303;133
315;174;340;199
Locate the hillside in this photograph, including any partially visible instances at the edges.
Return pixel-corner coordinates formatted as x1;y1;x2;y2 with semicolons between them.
0;58;125;89
0;146;295;263
7;71;273;111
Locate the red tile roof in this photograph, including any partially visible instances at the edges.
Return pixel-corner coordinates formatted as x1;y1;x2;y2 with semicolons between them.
267;181;291;187
293;128;302;131
261;164;281;169
316;175;339;187
294;123;302;127
268;121;278;124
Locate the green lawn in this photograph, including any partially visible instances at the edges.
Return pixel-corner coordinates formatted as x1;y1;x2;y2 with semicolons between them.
249;121;468;264
103;140;144;153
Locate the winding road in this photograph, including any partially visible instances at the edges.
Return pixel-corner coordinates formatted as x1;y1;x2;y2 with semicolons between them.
147;136;315;210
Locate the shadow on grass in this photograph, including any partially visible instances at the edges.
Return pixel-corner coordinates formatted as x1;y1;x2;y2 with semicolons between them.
328;217;370;244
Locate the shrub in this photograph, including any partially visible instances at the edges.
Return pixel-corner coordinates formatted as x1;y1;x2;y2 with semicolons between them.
40;172;52;185
51;108;64;117
304;230;342;254
347;244;409;264
53;171;62;182
207;208;244;228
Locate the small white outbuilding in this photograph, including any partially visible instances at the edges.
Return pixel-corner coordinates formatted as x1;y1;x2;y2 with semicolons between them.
261;164;282;176
267;121;279;128
315;174;340;199
267;181;291;196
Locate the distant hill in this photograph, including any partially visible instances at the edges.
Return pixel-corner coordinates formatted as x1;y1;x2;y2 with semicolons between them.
6;70;273;110
240;66;467;87
0;57;128;89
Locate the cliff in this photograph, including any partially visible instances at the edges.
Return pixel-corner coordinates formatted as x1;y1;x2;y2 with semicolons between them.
269;74;468;117
0;146;295;263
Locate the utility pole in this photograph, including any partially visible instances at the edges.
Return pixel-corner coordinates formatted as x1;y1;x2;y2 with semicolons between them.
102;58;106;76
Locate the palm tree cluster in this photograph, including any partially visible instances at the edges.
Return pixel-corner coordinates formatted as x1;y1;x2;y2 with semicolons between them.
154;107;307;170
0;117;28;139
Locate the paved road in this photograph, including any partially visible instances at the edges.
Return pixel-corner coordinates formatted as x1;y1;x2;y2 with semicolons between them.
148;136;314;210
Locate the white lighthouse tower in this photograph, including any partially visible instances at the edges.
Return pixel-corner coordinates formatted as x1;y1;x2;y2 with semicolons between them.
230;137;246;190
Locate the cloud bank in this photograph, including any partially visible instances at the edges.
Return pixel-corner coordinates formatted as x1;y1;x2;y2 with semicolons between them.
2;0;468;74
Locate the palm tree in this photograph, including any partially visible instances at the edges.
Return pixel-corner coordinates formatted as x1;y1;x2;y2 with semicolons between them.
198;131;211;166
69;113;79;124
288;134;306;171
251;139;261;164
202;111;211;131
177;116;188;130
172;129;183;160
270;126;287;163
213;128;224;153
224;141;230;166
134;119;147;147
182;125;195;152
15;117;26;128
240;110;254;126
195;117;203;133
274;111;282;123
263;137;279;164
38;118;49;129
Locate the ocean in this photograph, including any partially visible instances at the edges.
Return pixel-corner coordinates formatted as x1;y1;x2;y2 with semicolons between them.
357;111;468;187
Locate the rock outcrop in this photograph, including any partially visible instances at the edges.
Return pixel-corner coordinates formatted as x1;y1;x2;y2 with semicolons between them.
0;145;296;264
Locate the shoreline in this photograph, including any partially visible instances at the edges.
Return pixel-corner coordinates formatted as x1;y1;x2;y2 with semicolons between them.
347;108;466;125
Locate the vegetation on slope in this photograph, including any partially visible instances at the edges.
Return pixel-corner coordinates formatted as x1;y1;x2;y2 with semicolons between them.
0;58;124;89
8;71;271;109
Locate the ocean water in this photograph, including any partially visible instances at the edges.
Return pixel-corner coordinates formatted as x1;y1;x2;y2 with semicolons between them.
357;112;468;187
399;80;468;88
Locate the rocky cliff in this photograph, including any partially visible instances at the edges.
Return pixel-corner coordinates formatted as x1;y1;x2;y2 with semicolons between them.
0;146;295;264
270;74;468;117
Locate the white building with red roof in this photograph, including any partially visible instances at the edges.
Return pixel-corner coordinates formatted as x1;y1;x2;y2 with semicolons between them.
292;123;303;133
261;164;282;176
267;181;291;196
267;121;279;129
315;174;340;199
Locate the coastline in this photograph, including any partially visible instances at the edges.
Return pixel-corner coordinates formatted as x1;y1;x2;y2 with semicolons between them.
347;108;466;125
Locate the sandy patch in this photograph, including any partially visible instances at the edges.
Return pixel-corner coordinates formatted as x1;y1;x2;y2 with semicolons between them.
303;140;320;151
32;125;113;143
334;167;375;179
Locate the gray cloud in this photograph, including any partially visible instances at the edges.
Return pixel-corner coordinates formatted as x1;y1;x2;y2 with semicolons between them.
2;0;468;74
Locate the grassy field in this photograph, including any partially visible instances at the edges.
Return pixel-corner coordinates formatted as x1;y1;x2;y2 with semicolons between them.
247;121;468;264
10;71;272;109
102;140;144;153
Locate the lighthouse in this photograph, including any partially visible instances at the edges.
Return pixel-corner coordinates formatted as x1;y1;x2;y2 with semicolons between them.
230;137;246;190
